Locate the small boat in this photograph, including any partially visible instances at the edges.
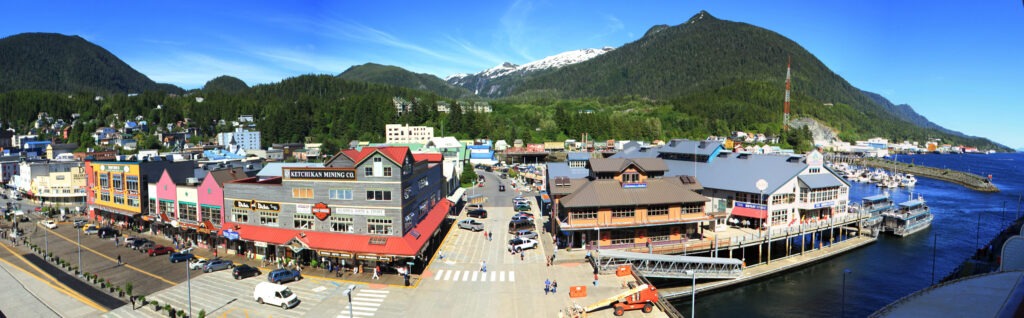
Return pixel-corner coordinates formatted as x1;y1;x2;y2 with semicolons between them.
899;174;917;187
859;194;892;229
882;195;932;237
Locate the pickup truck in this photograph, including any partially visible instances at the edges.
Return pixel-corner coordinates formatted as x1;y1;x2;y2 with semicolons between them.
268;268;303;284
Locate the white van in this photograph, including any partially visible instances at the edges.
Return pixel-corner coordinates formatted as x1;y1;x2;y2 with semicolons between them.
253;282;300;309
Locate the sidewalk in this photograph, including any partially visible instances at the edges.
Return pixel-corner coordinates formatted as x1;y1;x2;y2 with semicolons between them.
129;230;415;287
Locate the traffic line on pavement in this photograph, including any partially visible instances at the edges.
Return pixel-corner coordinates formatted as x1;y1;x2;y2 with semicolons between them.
509;271;516;282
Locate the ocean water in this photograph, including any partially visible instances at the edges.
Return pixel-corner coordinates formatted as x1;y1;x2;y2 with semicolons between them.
672;152;1024;317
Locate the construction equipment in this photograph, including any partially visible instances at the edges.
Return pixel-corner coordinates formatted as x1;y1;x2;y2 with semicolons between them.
569;282;659;317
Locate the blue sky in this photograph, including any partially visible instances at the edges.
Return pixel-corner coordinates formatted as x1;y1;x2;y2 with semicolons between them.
3;1;1023;148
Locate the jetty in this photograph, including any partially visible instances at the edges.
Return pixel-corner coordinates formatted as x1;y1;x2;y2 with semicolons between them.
826;155;1000;192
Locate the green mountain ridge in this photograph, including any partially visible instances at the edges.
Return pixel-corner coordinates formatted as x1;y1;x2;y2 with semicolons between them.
338;63;472;99
0;32;183;94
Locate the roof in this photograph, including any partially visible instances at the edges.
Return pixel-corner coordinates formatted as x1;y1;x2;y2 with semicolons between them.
223;199;450;258
49;143;78;150
798;173;845;189
546;162;591;179
559;178;707;208
567;152;591;161
863;194;890;202
658;139;724;157
425;137;462;149
207;168;247;187
648;153;806;195
334;146;409;166
871;271;1024;318
256;162;324;178
588;158;668;174
412;153;442;163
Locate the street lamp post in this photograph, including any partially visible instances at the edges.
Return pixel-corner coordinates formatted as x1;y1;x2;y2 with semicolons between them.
186;259;192;317
842;269;852;318
685;270;696;318
77;227;82;277
344;285;357;318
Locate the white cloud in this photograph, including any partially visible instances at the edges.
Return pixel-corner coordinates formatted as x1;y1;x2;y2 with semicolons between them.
500;0;536;61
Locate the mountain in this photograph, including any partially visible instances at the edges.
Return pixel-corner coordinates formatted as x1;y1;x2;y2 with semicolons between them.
446;47;613;97
338;63;471;99
860;90;966;138
0;32;183;94
203;75;250;94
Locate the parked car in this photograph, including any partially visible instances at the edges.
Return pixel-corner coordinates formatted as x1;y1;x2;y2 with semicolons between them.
189;257;209;270
169;252;194;263
233;264;262;280
41;220;57;229
97;227;119;239
513;230;539;240
508;218;535;233
72;219;87;228
204;259;234;272
500;173;508;179
499;184;506;192
510;215;533;223
467;209;488;219
82;224;99;235
253;281;300;309
267;268;303;284
458;219;485;231
508;238;538;252
513;196;528;204
467;204;484;210
514;203;531;212
147;245;175;256
515;212;535;219
124;236;143;245
132;239;153;250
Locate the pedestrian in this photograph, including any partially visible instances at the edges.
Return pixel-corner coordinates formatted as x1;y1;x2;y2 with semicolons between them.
480;260;487;272
552;280;558;293
483;230;488;240
117;254;122;266
488;232;492;241
558;310;564;318
545;278;551;295
114;236;119;247
593;273;598;286
213;249;218;258
130;294;136;310
341;258;347;272
551;254;556;264
521;252;524;261
372;265;380;280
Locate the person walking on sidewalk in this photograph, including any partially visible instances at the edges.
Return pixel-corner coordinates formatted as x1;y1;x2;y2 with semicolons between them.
544;278;551;295
480;260;487;272
552;280;558;293
372;265;380;280
117;255;122;266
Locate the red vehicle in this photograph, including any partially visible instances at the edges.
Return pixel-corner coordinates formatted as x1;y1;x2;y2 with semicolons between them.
147;245;175;256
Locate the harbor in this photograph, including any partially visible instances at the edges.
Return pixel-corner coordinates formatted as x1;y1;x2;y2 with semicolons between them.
825;154;1000;192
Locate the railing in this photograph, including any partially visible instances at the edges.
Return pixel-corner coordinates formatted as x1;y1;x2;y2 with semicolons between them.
597;251;743;280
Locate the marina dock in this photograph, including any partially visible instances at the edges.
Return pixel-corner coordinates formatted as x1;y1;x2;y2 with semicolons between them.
826;155;999;192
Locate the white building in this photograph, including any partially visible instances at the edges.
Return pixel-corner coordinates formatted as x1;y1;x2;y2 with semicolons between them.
385;124;434;144
216;127;261;151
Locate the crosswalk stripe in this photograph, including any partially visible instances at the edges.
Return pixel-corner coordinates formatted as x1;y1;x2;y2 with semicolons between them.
500;271;506;282
462;271;470;281
490;271;496;281
434;270;444;280
337;311;375;317
347;305;379;312
351;301;382;307
443;270;453;280
359;289;390;294
352;296;383;302
472;271;479;281
356;293;387;299
510;271;516;282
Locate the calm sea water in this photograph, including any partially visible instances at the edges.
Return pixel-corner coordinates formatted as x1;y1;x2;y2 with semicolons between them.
672;152;1024;317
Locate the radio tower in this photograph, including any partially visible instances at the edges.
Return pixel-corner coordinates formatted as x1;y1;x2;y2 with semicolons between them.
783;56;792;131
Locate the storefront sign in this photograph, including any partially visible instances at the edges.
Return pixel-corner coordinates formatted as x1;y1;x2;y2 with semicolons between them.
222;229;240;240
312;202;331;221
234;200;280;211
814;201;835;209
286;168;356;181
357;255;379;261
736;202;768;210
295;203;312;214
254;241;268;248
335;208;386;216
99;165;131;173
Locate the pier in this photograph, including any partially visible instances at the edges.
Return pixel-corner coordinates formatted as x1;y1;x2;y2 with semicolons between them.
826;154;1000;192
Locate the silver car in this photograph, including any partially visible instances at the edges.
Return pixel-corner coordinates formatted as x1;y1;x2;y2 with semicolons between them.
204;259;234;272
458;219;485;231
514;230;538;240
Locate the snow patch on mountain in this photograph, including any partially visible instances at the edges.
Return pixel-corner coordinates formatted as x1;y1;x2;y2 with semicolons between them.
518;47;614;73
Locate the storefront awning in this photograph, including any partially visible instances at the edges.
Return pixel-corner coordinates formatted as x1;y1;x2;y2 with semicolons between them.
447;187;467;204
731;206;767;219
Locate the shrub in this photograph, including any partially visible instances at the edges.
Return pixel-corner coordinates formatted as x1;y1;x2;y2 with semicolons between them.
164;304;171;313
125;282;133;297
199;309;206;318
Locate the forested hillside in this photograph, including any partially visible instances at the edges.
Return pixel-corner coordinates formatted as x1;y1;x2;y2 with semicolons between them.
339;63;472;99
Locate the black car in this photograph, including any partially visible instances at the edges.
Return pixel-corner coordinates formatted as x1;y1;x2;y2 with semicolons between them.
499;184;506;192
233;264;261;280
467;209;488;218
132;239;153;250
98;227;119;238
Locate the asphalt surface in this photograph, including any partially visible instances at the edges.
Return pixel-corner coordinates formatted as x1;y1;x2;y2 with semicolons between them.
20;253;125;309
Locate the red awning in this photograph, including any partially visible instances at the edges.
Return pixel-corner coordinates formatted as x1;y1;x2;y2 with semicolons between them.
224;199;452;258
731;206;767;219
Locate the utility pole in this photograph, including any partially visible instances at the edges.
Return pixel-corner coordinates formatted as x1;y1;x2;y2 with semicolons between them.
783;56;792;131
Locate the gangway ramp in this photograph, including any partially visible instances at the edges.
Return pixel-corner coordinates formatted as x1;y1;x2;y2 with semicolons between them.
597;250;743;279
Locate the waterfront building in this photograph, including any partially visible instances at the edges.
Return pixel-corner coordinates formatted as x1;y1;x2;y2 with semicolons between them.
613;139;850;235
85;159;195;226
221;146;448;272
145;167;247;249
552;157;709;251
12;158;87;206
384;124;434;144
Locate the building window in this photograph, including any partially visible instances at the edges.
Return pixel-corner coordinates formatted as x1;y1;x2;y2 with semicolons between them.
364;166;373;176
611;207;635;218
179;202;197;221
112;174;123;190
113;194;125;205
329;189;353;200
127;196;139;207
99;173;108;188
160;200;176;216
330;216;354;233
100;192;110;202
611;230;633;245
383;167;392;177
648;227;671;242
258;211;278;226
126;176;139;194
231;208;249;223
294;214;315;229
622;172;639;183
571;208;597;220
366;190;392;201
681;203;704;214
809;168;821;173
148;198;157;215
772;194;795;205
201;205;221;224
771;209;788;225
367;217;394;235
292;188;314;199
374;157;382;163
648;206;669;217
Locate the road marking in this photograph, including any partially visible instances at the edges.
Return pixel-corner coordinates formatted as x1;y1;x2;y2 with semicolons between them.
500;271;506;282
351;301;382;307
312;286;327;292
509;271;516;282
471;271;478;281
45;228;176;286
347;305;379;312
434;269;444;280
354;293;386;299
0;245;107;312
360;289;389;294
490;271;496;281
461;271;470;281
443;270;452;281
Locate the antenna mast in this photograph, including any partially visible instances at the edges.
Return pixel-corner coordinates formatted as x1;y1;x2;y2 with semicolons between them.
784;56;792;131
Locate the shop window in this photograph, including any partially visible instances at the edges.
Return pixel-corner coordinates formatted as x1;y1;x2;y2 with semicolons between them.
292;188;313;199
258;211;278;226
330;216;354;233
648;205;669;217
293;214;315;229
366;190;392;201
611;207;635;218
231;208;249;223
367;217;394;235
